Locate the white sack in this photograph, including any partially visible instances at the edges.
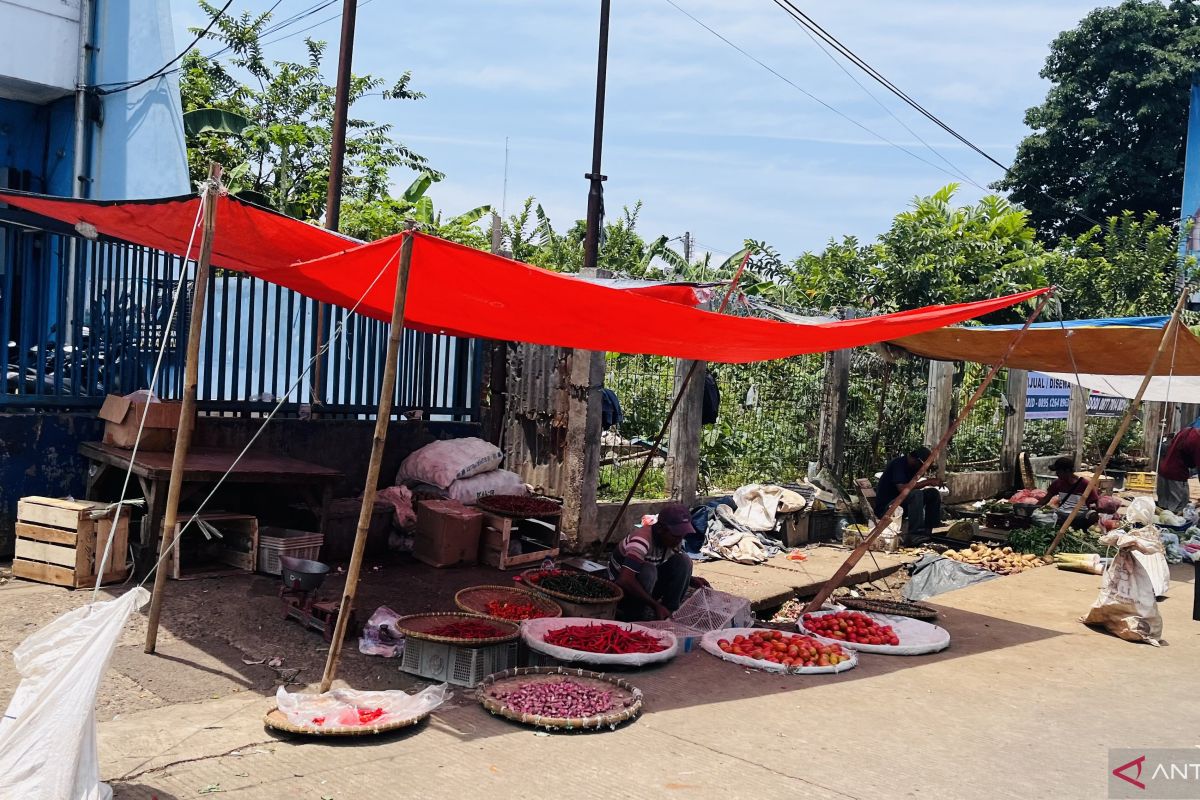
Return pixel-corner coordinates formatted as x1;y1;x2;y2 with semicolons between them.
732;484;806;532
1081;531;1163;645
0;587;150;800
443;469;527;505
396;437;503;489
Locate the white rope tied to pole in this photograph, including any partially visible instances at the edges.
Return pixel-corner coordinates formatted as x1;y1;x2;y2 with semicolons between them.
90;187;207;603
136;243;404;590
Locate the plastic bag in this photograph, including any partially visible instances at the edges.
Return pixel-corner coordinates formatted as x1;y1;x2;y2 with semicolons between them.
1081;531;1163;645
359;606;404;658
376;485;416;529
521;617;679;667
1126;496;1157;527
0;587;150;800
396;437;503;489
275;683;450;728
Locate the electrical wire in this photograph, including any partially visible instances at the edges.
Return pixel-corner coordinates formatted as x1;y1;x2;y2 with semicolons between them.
94;0;236;95
767;0;1105;229
659;0;977;187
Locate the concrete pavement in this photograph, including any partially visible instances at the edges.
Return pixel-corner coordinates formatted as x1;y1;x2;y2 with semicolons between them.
90;562;1199;800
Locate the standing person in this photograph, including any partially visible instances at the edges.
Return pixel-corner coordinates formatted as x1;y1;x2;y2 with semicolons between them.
1034;457;1100;529
874;446;942;540
608;503;710;621
1157;426;1200;513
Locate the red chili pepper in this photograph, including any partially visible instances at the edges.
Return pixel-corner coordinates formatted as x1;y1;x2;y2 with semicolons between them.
426;620;508;639
312;716;325;726
544;623;667;655
357;707;385;724
485;599;548;621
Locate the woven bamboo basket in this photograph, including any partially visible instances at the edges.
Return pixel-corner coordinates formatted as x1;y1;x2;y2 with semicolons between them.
263;707;432;737
520;569;623;620
455;585;562;622
476;666;643;731
393;611;520;646
836;598;938;621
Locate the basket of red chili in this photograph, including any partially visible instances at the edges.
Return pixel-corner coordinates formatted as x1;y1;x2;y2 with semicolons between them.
455;585;563;622
521;617;679;667
393;612;520;646
520;568;623;619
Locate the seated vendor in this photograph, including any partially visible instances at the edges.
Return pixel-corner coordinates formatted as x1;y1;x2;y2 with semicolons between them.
1035;457;1099;530
608;503;709;621
875;446;942;541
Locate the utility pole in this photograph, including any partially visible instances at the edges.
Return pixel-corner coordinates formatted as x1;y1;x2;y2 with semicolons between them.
582;0;611;273
314;0;358;408
682;231;692;265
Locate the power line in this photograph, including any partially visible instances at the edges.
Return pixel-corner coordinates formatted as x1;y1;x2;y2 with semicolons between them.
659;0;976;187
94;0;236;94
767;0;1104;228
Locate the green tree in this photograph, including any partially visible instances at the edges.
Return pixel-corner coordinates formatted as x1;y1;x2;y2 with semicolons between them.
786;185;1046;322
180;1;435;220
501;198;670;275
1044;211;1190;319
338;172;491;248
995;0;1200;238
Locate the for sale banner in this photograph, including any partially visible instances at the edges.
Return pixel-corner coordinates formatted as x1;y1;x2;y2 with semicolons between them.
1025;372;1127;419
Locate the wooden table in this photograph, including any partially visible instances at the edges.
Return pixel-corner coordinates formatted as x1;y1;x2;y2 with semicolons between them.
79;442;342;552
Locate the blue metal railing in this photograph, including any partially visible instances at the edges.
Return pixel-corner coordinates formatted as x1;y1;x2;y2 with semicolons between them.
0;215;481;420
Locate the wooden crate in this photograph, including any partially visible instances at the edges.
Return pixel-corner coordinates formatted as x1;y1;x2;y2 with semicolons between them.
14;496;129;589
166;512;258;580
479;511;560;570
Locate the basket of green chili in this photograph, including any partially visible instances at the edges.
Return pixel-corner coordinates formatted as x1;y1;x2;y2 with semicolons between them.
519;569;624;620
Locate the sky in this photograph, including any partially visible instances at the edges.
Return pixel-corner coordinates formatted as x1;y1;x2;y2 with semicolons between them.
172;0;1114;260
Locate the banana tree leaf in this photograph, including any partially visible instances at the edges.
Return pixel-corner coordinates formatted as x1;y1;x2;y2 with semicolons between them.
184;108;252;137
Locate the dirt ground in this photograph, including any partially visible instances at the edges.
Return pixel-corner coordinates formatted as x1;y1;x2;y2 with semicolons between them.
3;554;1198;799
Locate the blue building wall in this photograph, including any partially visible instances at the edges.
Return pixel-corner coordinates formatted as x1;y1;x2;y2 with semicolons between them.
0;95;76;195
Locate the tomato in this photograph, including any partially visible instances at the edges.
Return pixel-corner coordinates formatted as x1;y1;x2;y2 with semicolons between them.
733;635;746;644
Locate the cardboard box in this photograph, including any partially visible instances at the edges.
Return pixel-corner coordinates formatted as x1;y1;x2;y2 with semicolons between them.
414;500;481;568
98;394;182;450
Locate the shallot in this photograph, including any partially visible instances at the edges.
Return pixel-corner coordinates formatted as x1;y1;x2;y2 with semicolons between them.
493;679;615;717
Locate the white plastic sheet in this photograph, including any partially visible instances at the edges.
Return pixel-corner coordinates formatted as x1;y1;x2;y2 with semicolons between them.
0;587;150;800
521;617;679;667
798;609;951;656
699;628;858;675
275;683;451;728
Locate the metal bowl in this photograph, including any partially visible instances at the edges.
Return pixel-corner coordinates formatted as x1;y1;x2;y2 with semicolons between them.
279;555;330;592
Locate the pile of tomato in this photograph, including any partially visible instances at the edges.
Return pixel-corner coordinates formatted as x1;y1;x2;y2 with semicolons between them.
802;611;900;647
716;629;850;668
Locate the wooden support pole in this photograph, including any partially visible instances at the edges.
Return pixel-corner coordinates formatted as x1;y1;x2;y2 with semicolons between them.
145;164;221;654
804;291;1053;613
599;251;751;545
817;342;852;477
1001;368;1027;478
1143;401;1166;470
319;230;415;692
923;360;955;480
1045;287;1190;556
665;357;705;507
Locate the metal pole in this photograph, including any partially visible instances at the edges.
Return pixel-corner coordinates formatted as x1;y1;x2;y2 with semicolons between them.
803;290;1054;613
582;0;611;273
1045;286;1191;556
320;229;415;692
145;164;222;653
314;0;358;406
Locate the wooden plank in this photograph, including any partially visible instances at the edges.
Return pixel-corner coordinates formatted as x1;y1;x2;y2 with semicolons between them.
12;559;77;587
15;539;79;568
16;521;78;546
17;500;92;532
26;496;95;512
666;357;705;506
94;518;129;575
1001;368;1027;477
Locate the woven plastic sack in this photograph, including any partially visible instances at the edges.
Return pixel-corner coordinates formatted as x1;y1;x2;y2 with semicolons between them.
396;437;503;489
699;628;857;674
671;587;753;632
443;469;527;505
1081;531;1163;645
521;617;679;667
798;610;950;656
275;683;451;728
0;587;150;800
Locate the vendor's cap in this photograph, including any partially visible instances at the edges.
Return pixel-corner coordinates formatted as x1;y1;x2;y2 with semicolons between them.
656;503;695;537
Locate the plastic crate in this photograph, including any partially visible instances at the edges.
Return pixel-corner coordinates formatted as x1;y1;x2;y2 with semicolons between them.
400;637;519;687
258;527;324;576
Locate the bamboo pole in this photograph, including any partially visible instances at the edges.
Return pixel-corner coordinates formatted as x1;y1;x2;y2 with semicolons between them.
1044;286;1190;556
599;251;751;545
145;164;221;653
319;229;415;692
803;291;1054;613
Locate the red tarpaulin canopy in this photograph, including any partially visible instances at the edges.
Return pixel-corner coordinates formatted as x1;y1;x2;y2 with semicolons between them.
0;190;1047;363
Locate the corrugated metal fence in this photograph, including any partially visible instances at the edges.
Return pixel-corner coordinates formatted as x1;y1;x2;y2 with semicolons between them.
0;216;481;419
